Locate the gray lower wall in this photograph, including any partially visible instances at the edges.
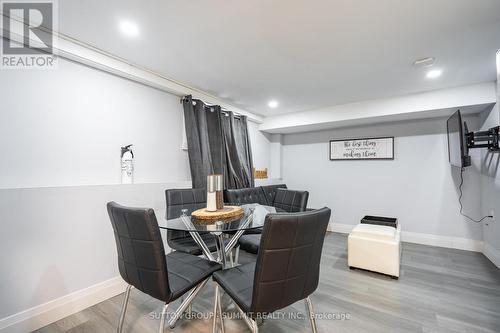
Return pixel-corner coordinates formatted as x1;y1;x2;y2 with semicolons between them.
0;182;187;319
0;178;282;320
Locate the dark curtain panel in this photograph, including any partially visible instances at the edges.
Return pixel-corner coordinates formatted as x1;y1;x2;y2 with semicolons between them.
221;113;254;188
182;95;226;188
182;95;254;189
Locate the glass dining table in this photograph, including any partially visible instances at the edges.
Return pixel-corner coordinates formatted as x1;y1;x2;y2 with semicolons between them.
158;204;273;268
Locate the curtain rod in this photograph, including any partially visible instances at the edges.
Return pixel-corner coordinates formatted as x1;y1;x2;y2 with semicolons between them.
180;97;243;118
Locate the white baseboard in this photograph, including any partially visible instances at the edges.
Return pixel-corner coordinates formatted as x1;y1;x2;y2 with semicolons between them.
483;242;500;268
402;231;483;252
328;223;483;252
0;277;126;333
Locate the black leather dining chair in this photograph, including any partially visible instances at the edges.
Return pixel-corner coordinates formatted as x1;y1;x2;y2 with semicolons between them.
107;202;222;333
273;188;309;212
260;184;288;205
224;187;269;206
212;207;331;333
165;188;220;255
237;188;310;254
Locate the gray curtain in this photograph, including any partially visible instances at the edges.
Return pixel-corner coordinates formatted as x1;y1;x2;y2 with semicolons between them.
221;112;254;189
182;95;254;189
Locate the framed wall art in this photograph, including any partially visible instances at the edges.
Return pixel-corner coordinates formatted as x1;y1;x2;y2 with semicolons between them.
329;137;394;160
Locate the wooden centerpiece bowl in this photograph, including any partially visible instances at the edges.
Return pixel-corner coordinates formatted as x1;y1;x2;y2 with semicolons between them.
191;205;244;224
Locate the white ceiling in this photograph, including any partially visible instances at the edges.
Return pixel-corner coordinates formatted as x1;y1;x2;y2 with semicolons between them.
58;0;500;116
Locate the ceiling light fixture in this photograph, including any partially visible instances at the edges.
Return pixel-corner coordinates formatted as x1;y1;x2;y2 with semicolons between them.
119;20;139;37
413;57;435;68
426;69;442;79
268;100;279;108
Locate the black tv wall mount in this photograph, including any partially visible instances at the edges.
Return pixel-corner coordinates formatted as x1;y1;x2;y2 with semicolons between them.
465;123;500;151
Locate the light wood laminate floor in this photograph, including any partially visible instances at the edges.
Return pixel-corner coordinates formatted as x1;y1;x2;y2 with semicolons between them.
35;233;500;333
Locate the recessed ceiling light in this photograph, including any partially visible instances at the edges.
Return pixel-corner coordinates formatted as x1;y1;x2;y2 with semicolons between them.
426;69;442;79
119;20;139;37
268;100;279;108
413;57;435;68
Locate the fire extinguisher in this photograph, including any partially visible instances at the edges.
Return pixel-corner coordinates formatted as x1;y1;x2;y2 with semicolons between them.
121;144;134;184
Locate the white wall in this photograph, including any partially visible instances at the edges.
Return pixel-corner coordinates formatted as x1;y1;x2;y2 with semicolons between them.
269;134;283;179
0;57;271;330
281;115;484;243
478;51;500;266
0;60;191;189
248;121;271;173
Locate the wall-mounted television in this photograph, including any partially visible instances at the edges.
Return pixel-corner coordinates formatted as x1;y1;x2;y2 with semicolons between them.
446;110;471;168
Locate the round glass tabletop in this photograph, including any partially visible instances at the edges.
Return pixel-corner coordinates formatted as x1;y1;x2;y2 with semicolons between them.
158;204;275;233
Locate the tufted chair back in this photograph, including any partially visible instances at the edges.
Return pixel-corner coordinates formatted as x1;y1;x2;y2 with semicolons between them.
165;188;207;242
273;188;309;212
107;202;172;302
260;184;288;205
224;187;269;206
250;207;331;314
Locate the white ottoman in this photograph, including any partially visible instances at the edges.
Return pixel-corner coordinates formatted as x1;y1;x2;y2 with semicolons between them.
348;223;401;278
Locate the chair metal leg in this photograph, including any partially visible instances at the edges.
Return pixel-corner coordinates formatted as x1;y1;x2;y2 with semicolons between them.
216;234;227;268
217;285;225;333
168;278;209;328
304;297;318;333
233;300;257;333
229;250;234;267
117;285;132;333
215;234;221;262
158;303;169;333
250;319;258;333
234;246;240;265
212;284;219;333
